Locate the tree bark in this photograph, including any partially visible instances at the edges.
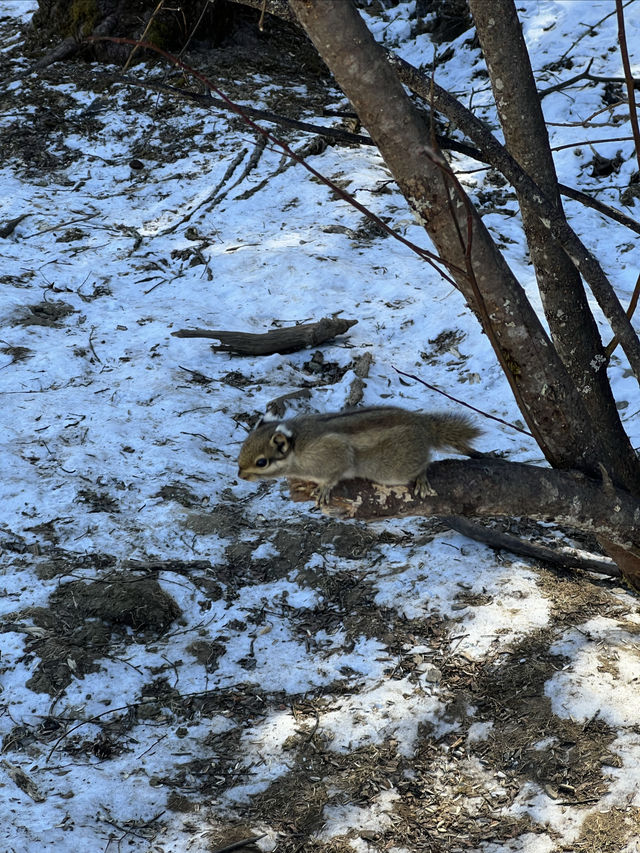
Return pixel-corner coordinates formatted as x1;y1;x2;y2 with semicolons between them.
287;459;640;544
469;0;639;493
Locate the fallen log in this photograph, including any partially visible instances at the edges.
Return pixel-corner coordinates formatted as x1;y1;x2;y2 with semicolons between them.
287;458;640;581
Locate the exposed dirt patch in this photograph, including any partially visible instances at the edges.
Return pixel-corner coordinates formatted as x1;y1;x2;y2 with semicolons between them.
572;806;640;852
15;299;76;327
0;343;33;363
19;575;181;695
76;488;120;513
468;632;620;802
185;501;246;539
154;482;202;508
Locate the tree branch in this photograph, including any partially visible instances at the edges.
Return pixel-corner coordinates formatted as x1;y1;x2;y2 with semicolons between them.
557;184;640;237
442;516;620;577
110;72;481;158
288;458;640;552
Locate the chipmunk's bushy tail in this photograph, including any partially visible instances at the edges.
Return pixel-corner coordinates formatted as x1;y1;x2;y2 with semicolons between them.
426;412;482;456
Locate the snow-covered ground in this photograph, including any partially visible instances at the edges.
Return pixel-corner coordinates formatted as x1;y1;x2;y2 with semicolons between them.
1;1;639;850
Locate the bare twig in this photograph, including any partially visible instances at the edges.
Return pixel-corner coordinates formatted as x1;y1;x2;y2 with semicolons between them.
177;365;214;383
88;326;102;363
22;212;100;240
211;835;266;853
551;135;633;152
258;0;268;31
557;0;635;62
174;0;212;61
537;64;640;99
392;369;532;438
605;271;640;358
164;148;246;232
122;0;165;72
112;73;375;144
557;184;640;236
546;100;628;127
217;135;268;201
538;58;595;97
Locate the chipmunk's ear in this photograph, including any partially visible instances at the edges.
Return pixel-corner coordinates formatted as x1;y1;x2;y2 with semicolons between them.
270;428;292;455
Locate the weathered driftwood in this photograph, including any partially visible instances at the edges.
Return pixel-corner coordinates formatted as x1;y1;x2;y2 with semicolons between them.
171;317;357;355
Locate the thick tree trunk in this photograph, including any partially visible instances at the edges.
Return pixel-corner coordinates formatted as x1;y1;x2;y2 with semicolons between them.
287;0;604;472
469;0;639;494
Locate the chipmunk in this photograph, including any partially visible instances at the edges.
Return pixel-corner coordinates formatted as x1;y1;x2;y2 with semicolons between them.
237;406;482;504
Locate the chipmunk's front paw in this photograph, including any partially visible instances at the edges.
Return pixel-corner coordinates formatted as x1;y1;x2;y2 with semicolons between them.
314;484;333;506
414;472;437;499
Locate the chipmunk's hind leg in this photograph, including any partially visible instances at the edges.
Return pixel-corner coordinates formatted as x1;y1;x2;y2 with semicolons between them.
414;466;437;498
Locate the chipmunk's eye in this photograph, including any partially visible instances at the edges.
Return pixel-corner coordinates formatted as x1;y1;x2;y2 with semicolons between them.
255;457;269;468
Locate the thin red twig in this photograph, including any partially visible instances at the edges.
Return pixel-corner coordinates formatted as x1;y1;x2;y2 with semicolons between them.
392;367;533;437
